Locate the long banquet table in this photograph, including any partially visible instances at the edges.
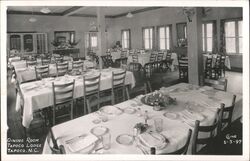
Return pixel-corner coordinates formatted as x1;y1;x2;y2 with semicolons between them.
42;83;241;154
15;68;135;128
14;60;95;83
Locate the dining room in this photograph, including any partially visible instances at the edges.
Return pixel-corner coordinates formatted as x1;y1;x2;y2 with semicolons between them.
2;1;249;160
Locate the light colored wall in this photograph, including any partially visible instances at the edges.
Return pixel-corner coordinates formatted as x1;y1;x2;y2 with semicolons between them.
7;14;112;57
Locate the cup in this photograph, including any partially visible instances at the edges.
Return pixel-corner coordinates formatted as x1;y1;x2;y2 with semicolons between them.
154;118;163;133
102;132;111;150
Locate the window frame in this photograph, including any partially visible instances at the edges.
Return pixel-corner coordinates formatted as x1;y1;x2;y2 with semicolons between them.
157;24;172;51
142;26;155;50
121;29;131;49
224;18;243;55
202;21;215;53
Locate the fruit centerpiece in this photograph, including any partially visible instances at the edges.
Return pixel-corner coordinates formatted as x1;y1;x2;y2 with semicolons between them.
141;91;177;110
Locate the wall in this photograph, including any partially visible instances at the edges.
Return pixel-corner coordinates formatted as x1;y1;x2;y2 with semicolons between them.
108;7;243;69
7;14;112;57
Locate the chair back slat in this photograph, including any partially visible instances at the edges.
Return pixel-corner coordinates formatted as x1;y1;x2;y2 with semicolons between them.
132;54;138;63
157;52;164;61
149;53;157;62
35;65;49;80
56;62;69;76
72;60;83;71
83;74;101;96
112;70;126;87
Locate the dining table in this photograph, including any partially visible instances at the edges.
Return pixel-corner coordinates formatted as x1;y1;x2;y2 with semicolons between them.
127;52;178;71
13;60;95;83
15;68;136;128
42;83;242;155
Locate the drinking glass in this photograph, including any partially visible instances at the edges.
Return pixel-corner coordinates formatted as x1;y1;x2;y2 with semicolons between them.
102;132;111;150
154;118;163;133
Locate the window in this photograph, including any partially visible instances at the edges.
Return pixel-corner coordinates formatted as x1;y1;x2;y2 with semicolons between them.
121;29;131;49
158;25;171;50
142;27;154;49
90;35;97;47
224;19;242;54
202;22;214;52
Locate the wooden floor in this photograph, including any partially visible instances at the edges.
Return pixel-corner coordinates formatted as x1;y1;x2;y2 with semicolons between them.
6;68;243;154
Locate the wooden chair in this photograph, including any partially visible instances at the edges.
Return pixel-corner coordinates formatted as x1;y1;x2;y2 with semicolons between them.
151;129;192;155
221;95;237;130
83;74;101;114
56;62;69;77
178;57;188;83
72;60;83;72
163;52;173;71
47;128;66;154
101;55;114;68
42;57;51;65
192;104;224;154
220;55;226;77
26;58;37;67
127;63;150;98
35;65;49;80
115;57;128;68
149;53;157;62
121;50;127;58
51;80;75;125
132;54;139;63
204;78;228;91
204;57;213;79
54;55;63;63
211;55;221;79
111;70;129;105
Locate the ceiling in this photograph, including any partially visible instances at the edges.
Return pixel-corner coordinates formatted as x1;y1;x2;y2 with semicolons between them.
7;6;162;18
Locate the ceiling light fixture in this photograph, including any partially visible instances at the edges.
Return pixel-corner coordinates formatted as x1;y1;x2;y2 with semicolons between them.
29;17;37;22
40;7;51;14
29;8;37;22
126;12;133;18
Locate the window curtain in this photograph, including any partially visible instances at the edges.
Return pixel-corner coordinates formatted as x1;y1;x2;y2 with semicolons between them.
219;20;226;55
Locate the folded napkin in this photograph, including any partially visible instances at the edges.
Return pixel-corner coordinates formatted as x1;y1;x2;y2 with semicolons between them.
67;134;98;153
139;132;165;149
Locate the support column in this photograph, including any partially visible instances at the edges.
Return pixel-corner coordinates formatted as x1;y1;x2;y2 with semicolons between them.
187;7;203;85
97;7;106;69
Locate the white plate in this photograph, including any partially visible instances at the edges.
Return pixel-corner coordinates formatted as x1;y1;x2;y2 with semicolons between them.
90;126;108;136
116;134;134;145
124;108;136;114
163;112;178;120
99;106;123;115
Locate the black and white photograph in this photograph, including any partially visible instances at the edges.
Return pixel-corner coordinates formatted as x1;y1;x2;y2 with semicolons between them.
1;0;249;161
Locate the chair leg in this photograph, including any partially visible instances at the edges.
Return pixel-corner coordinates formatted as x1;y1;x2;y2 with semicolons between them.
111;89;115;105
86;99;92;114
125;86;130;100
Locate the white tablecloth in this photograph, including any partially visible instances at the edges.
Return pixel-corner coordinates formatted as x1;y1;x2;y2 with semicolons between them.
42;83;241;154
203;54;231;69
14;61;94;83
15;68;135;128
